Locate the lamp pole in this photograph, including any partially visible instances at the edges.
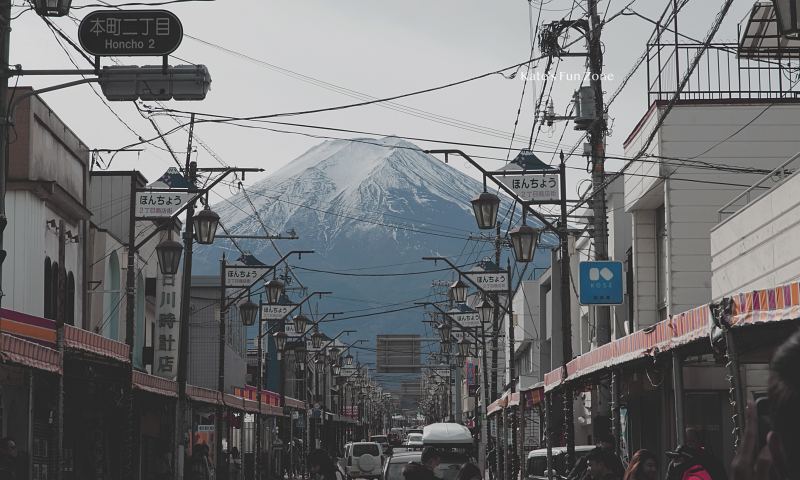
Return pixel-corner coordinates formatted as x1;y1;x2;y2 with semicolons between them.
425;148;574;469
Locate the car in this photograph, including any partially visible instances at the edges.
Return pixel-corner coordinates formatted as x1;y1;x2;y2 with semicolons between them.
524;445;596;480
405;433;423;448
343;442;384;480
371;435;392;455
382;450;472;480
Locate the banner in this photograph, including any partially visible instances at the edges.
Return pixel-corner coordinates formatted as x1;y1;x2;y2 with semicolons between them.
154;273;181;380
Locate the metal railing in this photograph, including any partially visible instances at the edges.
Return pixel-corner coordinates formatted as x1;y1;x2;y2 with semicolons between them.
647;42;800;104
717;150;800;221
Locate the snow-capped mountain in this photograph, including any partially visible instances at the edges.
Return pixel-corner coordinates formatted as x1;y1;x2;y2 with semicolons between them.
192;136;513;367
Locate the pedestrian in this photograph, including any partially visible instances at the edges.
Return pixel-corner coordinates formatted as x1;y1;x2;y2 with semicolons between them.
0;437;18;480
403;447;441;480
189;444;214;480
307;449;346;480
731;329;800;480
586;447;623;480
229;447;241;480
622;450;658;480
456;462;483;480
665;446;712;480
685;429;727;480
568;435;624;480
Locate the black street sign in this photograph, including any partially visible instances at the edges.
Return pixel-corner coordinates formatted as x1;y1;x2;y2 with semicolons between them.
78;10;183;57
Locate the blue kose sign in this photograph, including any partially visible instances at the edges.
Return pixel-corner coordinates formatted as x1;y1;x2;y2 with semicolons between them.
579;261;624;305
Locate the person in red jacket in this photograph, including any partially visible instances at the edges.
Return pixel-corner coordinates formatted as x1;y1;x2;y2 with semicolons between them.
667;446;714;480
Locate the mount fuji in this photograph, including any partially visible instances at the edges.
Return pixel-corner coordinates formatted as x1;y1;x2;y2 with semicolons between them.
192;137;516;366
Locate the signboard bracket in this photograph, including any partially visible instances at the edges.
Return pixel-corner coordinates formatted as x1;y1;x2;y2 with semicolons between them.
163;55;168;73
94;56;100;73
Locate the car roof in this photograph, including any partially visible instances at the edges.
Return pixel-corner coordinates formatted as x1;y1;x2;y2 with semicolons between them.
527;445;596;459
351;442;381;447
422;423;473;445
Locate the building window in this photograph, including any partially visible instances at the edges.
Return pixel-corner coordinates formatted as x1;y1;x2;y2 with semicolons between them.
44;258;53;319
656;205;668;320
66;272;75;326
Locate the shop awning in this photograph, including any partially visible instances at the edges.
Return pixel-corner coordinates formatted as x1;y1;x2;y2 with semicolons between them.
222;393;285;417
132;371;177;397
65;325;130;363
284;396;305;410
186;385;223;405
543;280;800;392
521;383;544;408
0;308;56;347
487;391;510;415
0;333;61;374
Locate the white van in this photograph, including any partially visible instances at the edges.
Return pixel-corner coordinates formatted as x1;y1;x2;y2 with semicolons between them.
422;423;476;480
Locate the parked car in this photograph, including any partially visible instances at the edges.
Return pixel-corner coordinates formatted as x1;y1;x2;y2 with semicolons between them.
405;433;423;448
371;435;392;455
343;442;384;480
524;446;595;480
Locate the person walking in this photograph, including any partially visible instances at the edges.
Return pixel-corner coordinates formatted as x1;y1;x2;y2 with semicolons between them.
307;449;346;480
189;444;214;480
622;450;658;480
0;437;18;480
586;448;623;480
403;447;442;480
665;446;712;480
456;463;483;480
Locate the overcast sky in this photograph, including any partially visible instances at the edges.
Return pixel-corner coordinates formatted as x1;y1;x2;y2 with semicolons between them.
11;0;758;203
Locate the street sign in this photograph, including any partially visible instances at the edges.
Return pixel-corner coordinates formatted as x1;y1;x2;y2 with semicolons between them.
464;270;509;292
434;368;450;378
135;190;187;218
497;173;560;202
579;261;624;305
285;324;300;337
450;311;481;328
78;10;183;57
224;266;270;287
261;304;295;320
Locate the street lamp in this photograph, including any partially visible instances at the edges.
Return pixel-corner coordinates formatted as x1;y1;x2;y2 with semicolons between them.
449;278;469;303
458;338;473;357
239;300;259;327
332;363;342;376
293;313;309;334
33;0;72;16
471;191;501;230
274;331;288;353
773;0;800;38
312;329;325;350
329;346;340;362
193;206;220;245
440;341;452;354
509;219;541;263
155;238;183;275
265;279;285;304
316;358;325;373
476;296;494;325
344;353;354;367
438;322;453;342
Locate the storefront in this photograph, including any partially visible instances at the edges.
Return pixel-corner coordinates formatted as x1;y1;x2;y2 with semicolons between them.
0;332;62;480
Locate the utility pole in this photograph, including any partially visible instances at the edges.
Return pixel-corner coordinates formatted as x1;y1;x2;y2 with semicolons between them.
55;220;65;480
559;154;575;468
507;257;518;480
0;0;12;314
491;222;501;401
123;174;137;480
175;114;196;480
587;0;613;440
217;254;227;476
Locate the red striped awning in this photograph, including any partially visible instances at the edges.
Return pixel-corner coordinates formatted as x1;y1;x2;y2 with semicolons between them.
521;385;544;407
0;308;56;347
544;303;711;392
186;385;222;405
65;325;130;363
284;396;305;410
0;333;61;374
133;371;177;397
543;280;800;393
